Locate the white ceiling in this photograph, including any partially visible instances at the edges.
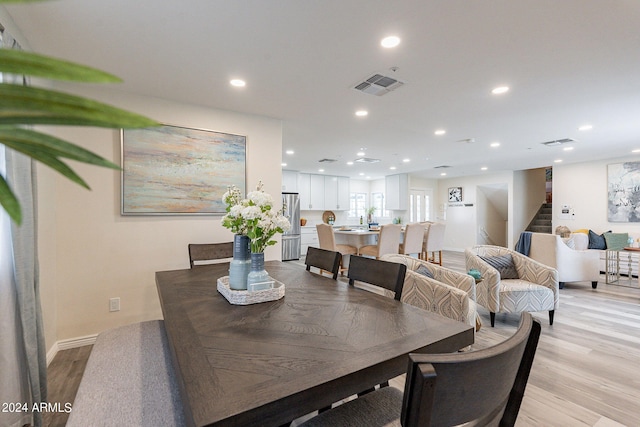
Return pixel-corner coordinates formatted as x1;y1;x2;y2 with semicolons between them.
4;0;640;180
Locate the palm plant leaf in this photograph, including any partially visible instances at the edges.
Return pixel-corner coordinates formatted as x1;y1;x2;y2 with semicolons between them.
0;126;119;169
0;174;21;224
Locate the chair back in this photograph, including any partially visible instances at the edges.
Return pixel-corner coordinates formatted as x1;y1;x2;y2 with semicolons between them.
377;224;402;257
401;313;541;427
188;242;233;268
348;255;407;300
401;223;426;255
316;223;337;251
423;222;445;252
305;247;341;280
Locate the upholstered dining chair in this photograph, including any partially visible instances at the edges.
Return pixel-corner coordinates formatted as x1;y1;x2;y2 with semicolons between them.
359;224;402;259
465;245;559;327
299;312;541;427
188;242;233;268
304;247;341;280
421;222;445;265
398;222;425;257
316;223;357;275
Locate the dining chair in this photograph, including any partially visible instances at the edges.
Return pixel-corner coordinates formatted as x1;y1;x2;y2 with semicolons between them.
359;224;402;259
398;222;425;257
347;255;407;301
298;312;541;427
305;246;341;280
421;222;445;265
316;223;358;275
188;242;233;268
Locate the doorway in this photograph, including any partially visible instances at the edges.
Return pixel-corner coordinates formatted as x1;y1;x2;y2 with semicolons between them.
409;188;432;222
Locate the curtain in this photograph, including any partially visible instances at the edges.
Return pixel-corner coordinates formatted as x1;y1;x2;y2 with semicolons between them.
0;25;47;427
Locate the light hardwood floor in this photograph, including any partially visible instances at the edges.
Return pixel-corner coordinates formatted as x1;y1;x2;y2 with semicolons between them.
45;251;640;426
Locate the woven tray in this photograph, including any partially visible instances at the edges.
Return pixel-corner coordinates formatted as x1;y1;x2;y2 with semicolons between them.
217;276;285;305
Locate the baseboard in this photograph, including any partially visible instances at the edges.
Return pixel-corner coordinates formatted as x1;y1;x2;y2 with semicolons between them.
46;334;98;366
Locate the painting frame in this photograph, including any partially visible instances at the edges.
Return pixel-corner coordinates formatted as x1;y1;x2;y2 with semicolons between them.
121;124;246;215
448;187;463;202
607;161;640;222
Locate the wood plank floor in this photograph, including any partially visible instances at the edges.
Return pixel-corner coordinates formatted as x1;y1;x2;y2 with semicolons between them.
45;251;640;426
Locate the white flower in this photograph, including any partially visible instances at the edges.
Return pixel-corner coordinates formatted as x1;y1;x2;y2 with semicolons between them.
241;205;262;219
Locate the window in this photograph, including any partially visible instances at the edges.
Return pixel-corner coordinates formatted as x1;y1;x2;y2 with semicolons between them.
371;192;389;218
348;192;367;220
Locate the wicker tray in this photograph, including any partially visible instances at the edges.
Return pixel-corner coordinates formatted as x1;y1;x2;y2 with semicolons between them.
217;276;285;305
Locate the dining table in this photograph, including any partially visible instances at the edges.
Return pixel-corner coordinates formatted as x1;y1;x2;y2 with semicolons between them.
156;260;474;427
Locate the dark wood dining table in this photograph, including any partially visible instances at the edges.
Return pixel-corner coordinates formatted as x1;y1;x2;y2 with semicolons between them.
156;260;474;427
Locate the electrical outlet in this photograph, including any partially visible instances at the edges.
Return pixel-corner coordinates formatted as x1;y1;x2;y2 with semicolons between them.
109;297;120;312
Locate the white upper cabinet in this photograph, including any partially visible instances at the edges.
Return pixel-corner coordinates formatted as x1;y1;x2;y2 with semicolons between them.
385;173;408;210
282;170;298;192
297;173;350;210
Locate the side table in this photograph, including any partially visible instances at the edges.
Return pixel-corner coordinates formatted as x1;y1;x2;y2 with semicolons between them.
605;248;640;287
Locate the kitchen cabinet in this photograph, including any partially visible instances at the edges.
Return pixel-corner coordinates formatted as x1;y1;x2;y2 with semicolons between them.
385;173;408;210
298;173;325;210
298;173;349;210
282;170;298;192
324;176;350;210
300;226;319;256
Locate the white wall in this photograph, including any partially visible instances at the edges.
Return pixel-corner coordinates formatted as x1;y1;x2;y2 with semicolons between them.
39;84;282;343
553;156;640;236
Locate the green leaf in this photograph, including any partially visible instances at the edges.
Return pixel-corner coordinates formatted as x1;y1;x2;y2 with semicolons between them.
0;49;122;82
0;126;120;169
0;175;22;224
0;84;158;128
19;149;91;189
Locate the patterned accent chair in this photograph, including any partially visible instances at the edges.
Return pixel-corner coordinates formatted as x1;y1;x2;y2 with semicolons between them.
465;245;559;327
381;254;480;331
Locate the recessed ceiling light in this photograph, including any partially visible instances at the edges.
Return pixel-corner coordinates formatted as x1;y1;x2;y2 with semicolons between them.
440;172;447;176
285;150;294;155
230;79;246;87
381;36;401;48
318;168;325;172
481;167;488;171
490;142;500;148
578;124;593;131
355;110;368;117
390;166;397;170
554;159;563;163
357;151;366;156
633;149;640;153
347;161;354;165
563;147;574;152
403;158;410;163
434;129;446;136
491;86;509;95
359;172;365;176
281;163;287;167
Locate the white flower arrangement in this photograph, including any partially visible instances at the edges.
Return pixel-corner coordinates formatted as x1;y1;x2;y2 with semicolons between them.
221;181;291;253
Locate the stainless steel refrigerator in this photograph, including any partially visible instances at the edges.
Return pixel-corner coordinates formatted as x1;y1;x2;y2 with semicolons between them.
281;192;301;260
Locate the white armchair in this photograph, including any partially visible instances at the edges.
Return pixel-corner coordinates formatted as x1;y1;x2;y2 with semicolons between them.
381;254;479;331
465;245;559;327
528;232;599;289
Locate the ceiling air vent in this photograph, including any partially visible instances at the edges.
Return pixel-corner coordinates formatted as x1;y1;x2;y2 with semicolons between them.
434;165;451;169
318;158;337;163
541;138;576;147
353;73;405;96
354;158;381;163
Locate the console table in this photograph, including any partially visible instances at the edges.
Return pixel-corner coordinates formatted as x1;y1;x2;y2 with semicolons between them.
605;248;640;287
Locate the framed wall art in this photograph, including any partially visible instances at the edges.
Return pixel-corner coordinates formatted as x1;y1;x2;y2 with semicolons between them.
121;124;246;215
607;161;640;222
448;187;463;202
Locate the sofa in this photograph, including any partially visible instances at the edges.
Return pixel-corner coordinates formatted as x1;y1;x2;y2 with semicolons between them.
567;230;639;279
528;232;599;289
381;254;479;331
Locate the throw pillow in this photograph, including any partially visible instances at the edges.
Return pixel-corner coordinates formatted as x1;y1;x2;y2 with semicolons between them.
562;236;576;249
479;254;519;279
604;232;629;251
588;230;609;250
415;264;434;279
574;228;589;234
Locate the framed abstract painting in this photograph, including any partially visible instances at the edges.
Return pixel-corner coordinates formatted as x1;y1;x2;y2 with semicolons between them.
121;124;246;215
607;161;640;222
